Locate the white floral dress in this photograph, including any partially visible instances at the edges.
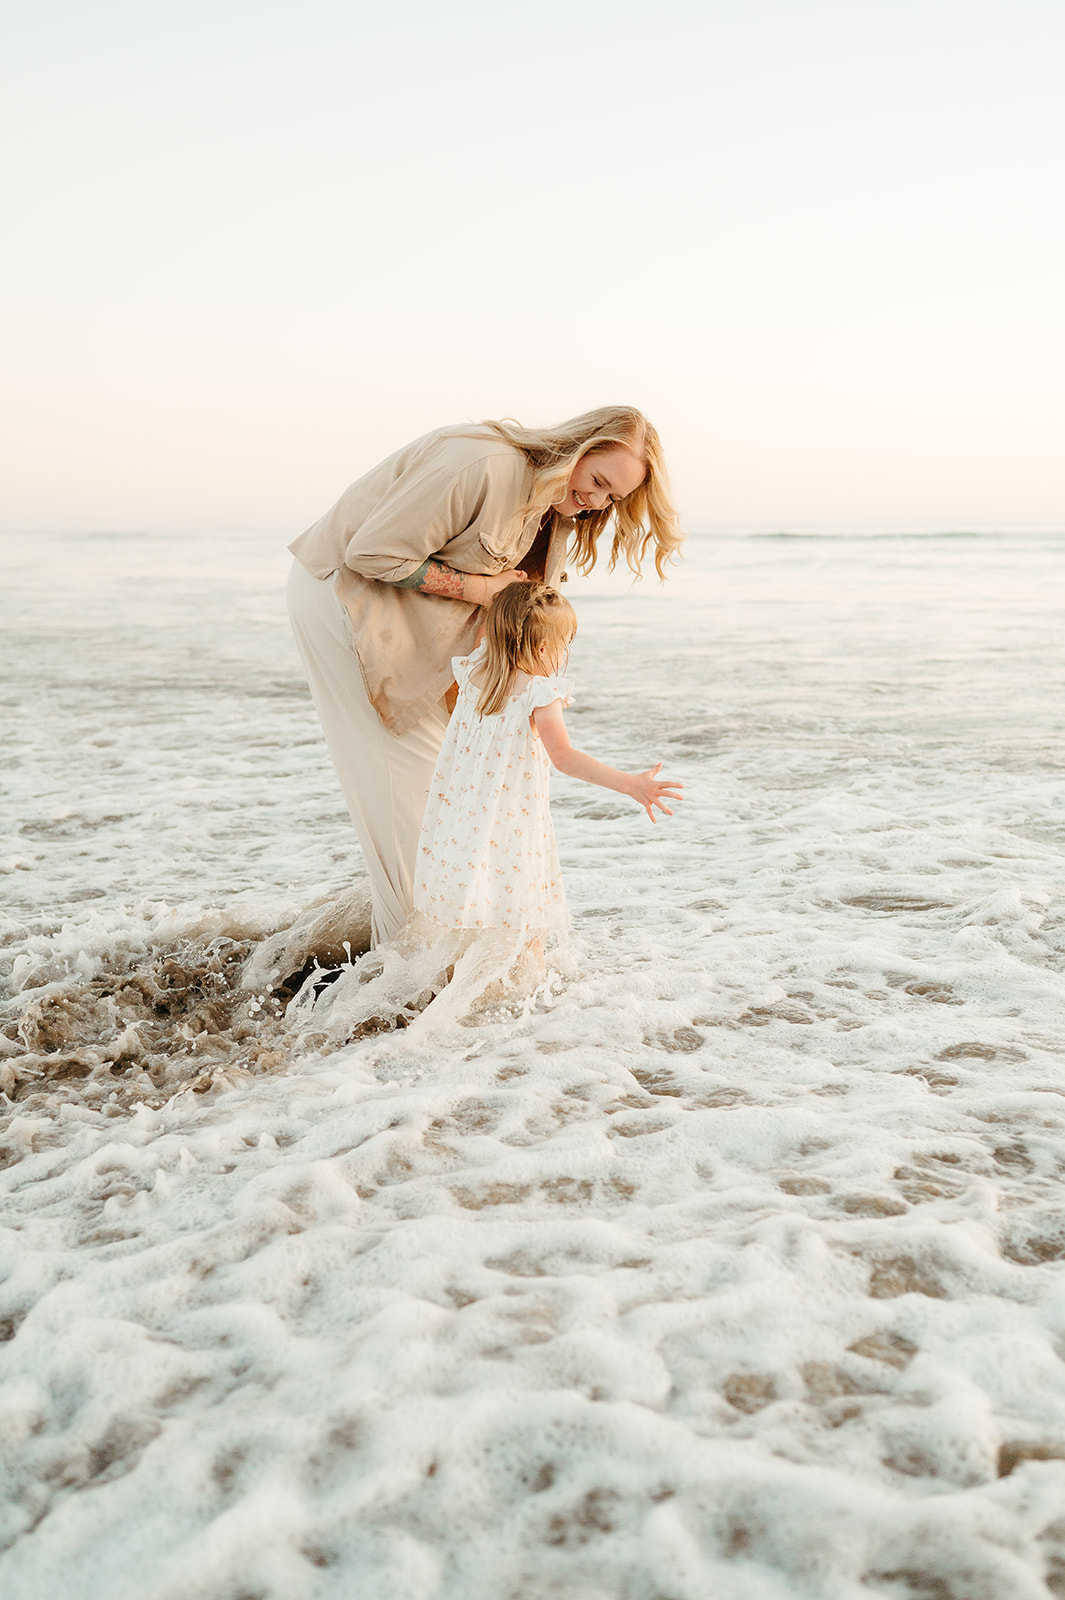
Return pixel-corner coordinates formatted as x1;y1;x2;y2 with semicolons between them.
414;644;571;936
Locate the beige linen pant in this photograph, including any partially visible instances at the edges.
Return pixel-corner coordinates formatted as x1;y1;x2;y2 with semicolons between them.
287;560;449;946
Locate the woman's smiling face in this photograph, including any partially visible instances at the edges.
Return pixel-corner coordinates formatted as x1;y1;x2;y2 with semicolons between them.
552;445;646;518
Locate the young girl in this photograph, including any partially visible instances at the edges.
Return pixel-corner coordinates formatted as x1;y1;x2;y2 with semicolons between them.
294;583;680;1040
415;582;682;954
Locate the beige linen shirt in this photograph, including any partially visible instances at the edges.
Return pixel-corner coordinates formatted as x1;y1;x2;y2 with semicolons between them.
289;426;572;736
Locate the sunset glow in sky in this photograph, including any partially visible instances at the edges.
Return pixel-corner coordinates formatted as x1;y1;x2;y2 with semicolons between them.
4;0;1063;533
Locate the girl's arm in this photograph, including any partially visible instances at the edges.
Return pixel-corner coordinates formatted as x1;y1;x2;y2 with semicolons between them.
532;699;683;824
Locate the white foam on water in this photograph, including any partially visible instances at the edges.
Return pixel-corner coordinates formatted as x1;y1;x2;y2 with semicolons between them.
2;528;1065;1598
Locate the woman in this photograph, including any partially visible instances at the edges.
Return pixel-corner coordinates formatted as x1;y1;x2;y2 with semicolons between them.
287;406;682;946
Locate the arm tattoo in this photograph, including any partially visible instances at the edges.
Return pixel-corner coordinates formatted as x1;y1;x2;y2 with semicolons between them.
392;559;430;590
393;558;469;600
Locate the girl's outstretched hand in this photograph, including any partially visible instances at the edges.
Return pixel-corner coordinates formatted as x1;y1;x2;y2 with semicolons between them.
631;762;683;824
531;702;683;822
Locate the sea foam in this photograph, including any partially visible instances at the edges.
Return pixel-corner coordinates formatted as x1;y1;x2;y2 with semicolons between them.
1;529;1064;1597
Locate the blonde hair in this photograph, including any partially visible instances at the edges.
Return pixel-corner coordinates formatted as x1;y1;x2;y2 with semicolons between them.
481;406;684;579
477;583;577;717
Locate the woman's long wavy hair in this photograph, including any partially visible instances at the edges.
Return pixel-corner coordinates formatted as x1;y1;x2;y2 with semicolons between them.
476;583;577;717
481;406;683;579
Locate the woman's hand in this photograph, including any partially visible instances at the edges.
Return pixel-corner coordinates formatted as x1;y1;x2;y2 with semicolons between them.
480;568;528;604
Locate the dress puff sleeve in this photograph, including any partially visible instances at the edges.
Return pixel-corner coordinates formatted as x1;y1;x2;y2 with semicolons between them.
525;674;573;711
451;643;487;687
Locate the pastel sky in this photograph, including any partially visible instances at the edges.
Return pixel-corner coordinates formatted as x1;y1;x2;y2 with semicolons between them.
4;0;1063;534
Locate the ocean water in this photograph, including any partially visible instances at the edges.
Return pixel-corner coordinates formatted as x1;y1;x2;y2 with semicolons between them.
2;527;1065;1599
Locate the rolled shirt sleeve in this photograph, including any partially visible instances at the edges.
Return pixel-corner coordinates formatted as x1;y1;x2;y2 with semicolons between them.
341;455;496;584
289;428;535;586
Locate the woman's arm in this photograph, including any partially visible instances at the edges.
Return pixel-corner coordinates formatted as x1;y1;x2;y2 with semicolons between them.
394;559;527;606
532;700;683;824
339;446;531;599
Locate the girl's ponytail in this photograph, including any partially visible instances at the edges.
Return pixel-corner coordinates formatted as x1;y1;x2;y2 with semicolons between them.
476;584;577;716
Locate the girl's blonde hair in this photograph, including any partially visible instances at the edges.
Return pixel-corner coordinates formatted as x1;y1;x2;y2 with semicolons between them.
481;406;683;579
477;583;577;717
